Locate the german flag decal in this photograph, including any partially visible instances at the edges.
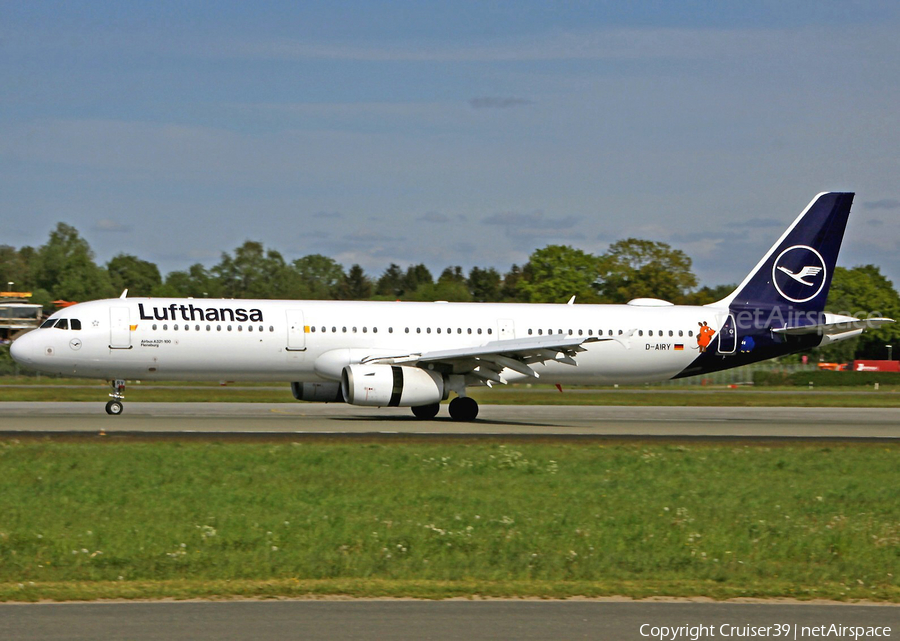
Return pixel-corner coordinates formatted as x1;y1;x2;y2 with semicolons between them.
674;344;684;351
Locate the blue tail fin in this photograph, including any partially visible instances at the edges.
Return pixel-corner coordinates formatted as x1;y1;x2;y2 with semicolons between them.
716;192;854;313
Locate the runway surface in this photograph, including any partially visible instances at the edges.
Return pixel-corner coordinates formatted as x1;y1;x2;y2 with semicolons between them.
0;402;898;440
1;600;897;641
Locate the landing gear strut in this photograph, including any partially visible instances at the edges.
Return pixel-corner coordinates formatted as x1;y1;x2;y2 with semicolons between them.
106;379;125;415
448;396;478;422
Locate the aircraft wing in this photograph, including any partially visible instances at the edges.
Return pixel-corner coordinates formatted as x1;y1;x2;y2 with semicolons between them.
772;317;895;336
362;334;627;385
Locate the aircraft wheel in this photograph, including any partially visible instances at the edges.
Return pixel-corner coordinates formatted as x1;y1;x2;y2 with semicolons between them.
411;402;440;420
105;400;124;416
448;397;478;422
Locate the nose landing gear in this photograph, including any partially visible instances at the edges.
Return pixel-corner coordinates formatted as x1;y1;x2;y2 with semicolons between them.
106;379;126;415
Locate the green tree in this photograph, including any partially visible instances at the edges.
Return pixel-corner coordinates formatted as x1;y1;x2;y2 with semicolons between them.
107;254;162;297
596;238;697;304
431;266;472;302
682;284;736;306
403;264;433;294
815;265;900;362
468;266;502;302
0;245;31;291
375;263;406;298
158;264;221;298
293;254;345;299
336;264;373;300
516;245;602;303
29;223;115;301
213;241;297;299
499;264;528;302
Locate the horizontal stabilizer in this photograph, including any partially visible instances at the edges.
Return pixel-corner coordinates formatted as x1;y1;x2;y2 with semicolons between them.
772;317;894;336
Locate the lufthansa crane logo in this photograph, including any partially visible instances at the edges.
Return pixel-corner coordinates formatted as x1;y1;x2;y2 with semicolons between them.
772;245;827;303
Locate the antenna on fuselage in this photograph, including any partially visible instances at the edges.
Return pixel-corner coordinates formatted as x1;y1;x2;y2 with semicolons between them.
119;289;128;299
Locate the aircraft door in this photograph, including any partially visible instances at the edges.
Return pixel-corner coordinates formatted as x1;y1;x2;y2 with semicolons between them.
716;314;737;355
286;310;307;351
109;307;132;349
498;319;515;340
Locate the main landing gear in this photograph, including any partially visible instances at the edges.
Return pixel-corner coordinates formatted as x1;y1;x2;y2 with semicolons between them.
105;379;126;415
410;397;479;421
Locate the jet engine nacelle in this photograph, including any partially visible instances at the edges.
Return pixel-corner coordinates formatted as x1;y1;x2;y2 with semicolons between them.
341;364;445;407
291;381;345;403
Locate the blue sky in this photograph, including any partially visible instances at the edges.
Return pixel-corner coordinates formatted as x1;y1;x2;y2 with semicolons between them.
2;1;899;290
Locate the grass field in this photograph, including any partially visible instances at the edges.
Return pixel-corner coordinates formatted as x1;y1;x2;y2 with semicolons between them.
0;440;896;602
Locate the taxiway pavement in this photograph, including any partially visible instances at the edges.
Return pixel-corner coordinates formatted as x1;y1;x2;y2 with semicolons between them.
1;600;897;641
0;402;897;440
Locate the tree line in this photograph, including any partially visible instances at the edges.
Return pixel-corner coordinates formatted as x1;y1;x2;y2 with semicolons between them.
2;222;899;359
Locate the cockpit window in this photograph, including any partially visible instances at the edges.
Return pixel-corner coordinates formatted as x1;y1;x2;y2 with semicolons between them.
71;319;82;330
55;319;69;330
41;319;57;329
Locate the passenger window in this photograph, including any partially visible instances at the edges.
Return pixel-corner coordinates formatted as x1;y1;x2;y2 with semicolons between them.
487;329;492;335
436;327;441;334
467;328;472;334
477;328;482;335
174;324;179;330
352;327;357;333
389;327;393;333
649;330;653;337
638;330;644;336
588;329;593;336
426;328;431;334
528;329;533;335
362;327;368;333
311;326;316;333
342;327;347;333
416;328;421;334
227;325;232;331
688;330;694;337
457;328;462;334
56;319;69;330
578;329;583;336
538;329;543;335
679;330;683;337
568;329;573;335
669;330;673;337
71;319;82;330
152;324;158;330
237;326;241;332
373;327;378;334
196;325;200;331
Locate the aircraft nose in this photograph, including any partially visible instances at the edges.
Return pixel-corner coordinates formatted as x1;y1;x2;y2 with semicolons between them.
9;333;33;365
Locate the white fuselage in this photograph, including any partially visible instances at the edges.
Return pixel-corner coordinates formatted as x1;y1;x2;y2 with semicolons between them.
12;298;726;385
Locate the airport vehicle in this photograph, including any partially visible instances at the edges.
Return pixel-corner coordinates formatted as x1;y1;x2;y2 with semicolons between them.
9;192;893;420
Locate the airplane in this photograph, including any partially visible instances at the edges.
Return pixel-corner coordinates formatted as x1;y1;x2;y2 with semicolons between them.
9;192;893;420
